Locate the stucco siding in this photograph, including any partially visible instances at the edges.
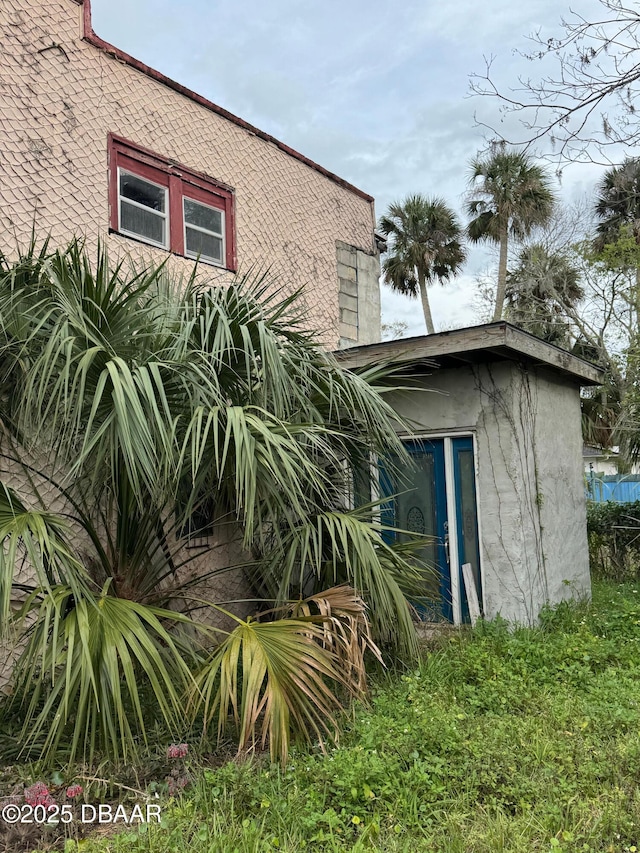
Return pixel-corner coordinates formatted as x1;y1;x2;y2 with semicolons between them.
532;372;591;609
0;0;379;348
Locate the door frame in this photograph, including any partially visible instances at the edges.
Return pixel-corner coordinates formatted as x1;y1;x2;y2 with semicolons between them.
396;430;485;626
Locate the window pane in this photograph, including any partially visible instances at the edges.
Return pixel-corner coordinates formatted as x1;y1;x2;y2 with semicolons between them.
183;199;222;234
120;172;166;212
121;200;166;245
185;227;223;263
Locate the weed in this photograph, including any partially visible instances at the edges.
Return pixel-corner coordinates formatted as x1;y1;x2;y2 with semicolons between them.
16;581;640;851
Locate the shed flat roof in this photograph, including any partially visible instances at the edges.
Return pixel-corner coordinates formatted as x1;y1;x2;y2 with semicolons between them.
335;322;604;386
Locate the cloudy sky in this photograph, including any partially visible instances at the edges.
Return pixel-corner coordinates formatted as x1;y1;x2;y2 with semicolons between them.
91;0;610;335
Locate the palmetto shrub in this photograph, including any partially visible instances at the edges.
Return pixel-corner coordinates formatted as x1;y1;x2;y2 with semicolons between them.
0;240;425;765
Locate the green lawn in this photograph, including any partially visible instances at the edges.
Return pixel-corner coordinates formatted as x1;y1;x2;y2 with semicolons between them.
61;583;640;851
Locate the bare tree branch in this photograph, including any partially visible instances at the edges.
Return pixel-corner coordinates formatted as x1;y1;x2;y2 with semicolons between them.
469;1;640;166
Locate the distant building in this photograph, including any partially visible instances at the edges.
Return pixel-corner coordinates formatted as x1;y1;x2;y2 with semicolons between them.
583;446;640;503
583;445;622;477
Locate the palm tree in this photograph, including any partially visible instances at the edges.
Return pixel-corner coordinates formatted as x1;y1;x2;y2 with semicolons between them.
505;243;583;345
593;158;640;320
594;158;640;245
0;240;426;764
466;149;556;322
378;194;466;335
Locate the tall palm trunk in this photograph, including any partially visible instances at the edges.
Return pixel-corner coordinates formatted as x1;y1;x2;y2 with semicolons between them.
493;223;509;322
417;268;435;335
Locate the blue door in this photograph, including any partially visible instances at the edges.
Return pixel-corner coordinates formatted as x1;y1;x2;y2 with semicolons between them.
381;436;481;624
381;439;452;622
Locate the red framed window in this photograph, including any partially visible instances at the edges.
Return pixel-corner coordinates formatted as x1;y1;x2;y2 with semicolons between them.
108;134;236;270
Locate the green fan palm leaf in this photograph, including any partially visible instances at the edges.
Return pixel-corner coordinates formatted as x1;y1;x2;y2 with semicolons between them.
14;584;197;763
0;239;423;764
193;616;349;764
0;484;90;635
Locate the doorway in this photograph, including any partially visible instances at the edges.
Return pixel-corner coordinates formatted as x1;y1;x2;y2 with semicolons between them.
381;435;482;624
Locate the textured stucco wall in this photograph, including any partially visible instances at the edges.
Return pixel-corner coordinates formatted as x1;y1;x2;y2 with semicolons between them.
0;0;380;348
532;372;592;610
386;360;591;625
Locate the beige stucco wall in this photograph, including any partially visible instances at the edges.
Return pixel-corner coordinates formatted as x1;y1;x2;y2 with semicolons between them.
0;0;380;349
387;360;591;626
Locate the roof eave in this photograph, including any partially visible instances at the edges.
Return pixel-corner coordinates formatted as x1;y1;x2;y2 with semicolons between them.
77;0;374;203
334;322;605;387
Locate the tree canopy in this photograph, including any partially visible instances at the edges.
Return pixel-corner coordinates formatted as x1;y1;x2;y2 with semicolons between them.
379;194;466;335
466;148;556;321
505;243;583;345
471;0;640;166
470;0;640;166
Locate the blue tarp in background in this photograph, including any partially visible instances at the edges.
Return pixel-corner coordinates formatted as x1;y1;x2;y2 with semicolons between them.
587;474;640;503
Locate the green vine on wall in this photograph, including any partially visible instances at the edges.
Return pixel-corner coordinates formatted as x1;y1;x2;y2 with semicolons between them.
472;362;549;622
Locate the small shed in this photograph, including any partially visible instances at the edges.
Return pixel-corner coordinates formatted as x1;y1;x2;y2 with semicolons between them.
336;322;604;626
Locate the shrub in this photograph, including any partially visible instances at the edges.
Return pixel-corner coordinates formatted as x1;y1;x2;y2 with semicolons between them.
587;500;640;580
0;240;425;766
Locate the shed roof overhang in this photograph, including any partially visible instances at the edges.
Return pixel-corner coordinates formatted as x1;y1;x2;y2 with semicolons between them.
334;322;604;387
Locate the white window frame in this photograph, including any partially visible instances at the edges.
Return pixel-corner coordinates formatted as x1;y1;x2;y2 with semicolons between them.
182;196;225;267
117;167;169;250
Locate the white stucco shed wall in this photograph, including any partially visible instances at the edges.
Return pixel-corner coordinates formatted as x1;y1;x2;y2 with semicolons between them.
386;360;591;625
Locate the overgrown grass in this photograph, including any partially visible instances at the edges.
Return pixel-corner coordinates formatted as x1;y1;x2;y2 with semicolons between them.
53;583;640;850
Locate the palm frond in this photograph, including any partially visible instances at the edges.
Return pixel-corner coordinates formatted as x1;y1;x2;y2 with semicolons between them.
0;483;90;635
13;584;197;763
594;158;640;251
378;194;467;288
257;507;421;659
284;584;383;694
466;149;555;241
192;615;347;764
0;239;427;764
